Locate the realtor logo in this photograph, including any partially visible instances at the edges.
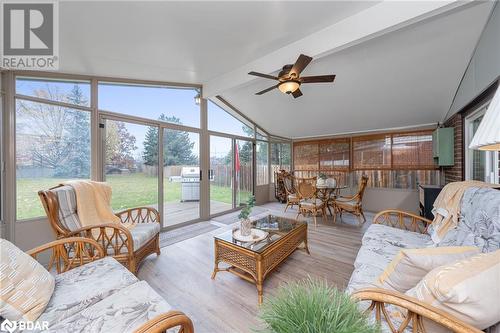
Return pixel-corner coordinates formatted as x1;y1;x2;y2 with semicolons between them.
1;1;59;69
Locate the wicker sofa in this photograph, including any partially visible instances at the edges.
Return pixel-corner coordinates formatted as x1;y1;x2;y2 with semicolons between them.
8;237;193;333
348;186;500;333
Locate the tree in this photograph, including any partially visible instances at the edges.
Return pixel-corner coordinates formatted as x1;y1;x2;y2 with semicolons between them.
54;85;90;178
105;121;137;169
142;114;198;166
16;84;92;178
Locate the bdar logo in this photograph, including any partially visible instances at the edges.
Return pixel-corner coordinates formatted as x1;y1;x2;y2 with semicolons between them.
0;319;17;333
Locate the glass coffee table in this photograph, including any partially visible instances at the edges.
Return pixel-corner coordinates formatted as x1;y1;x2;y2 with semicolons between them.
211;215;309;304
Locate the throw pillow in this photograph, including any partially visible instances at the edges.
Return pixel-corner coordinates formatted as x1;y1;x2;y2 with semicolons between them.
377;246;480;292
0;239;55;321
406;250;500;331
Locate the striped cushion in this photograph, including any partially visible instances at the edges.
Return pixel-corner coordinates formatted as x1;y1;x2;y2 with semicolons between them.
53;186;81;231
0;239;55;321
407;250;500;331
377;246;480;292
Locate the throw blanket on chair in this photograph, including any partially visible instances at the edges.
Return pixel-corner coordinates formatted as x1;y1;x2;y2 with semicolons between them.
62;180;127;229
430;180;497;243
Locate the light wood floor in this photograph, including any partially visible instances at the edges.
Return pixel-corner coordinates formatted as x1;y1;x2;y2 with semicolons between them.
139;202;374;333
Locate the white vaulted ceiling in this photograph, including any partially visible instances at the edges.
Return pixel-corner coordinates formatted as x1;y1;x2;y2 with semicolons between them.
58;1;379;83
56;1;495;138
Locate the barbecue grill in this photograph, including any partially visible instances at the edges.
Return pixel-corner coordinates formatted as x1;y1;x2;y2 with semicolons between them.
181;167;200;201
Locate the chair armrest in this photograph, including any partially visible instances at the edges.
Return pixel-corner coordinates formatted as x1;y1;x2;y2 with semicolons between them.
352;288;482;333
373;209;432;234
27;237;105;274
134;311;194;333
115;207;161;225
67;223;134;256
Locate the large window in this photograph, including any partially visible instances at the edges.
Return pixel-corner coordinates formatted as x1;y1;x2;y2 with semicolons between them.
15;78;91;220
210;136;233;215
465;105;499;183
352;135;391;170
293;130;439;189
271;142;291;175
163;129;200;227
99;82;200;128
207;101;254;138
103;119;159;212
256;141;269;185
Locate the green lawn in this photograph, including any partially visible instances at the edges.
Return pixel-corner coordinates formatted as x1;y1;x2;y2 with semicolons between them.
16;173;247;220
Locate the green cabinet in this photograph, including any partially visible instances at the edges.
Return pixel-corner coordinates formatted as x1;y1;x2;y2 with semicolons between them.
432;128;454;166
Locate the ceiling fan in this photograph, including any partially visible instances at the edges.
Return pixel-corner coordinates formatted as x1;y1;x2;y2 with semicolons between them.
248;54;336;98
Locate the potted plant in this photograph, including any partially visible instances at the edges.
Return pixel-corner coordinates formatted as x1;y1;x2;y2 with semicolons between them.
257;277;380;333
238;195;256;236
317;173;327;186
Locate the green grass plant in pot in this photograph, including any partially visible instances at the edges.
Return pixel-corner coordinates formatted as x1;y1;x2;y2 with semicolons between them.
257;277;380;333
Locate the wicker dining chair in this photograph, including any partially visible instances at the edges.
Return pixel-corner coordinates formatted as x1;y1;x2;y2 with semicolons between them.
282;172;300;212
38;184;161;274
331;175;369;225
296;177;326;227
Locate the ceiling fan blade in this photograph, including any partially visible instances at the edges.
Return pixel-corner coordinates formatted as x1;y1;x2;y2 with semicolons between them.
255;84;278;95
290;54;313;77
300;75;336;83
248;71;279;80
292;88;303;98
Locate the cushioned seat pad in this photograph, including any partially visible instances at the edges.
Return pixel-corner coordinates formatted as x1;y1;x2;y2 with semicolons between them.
36;257;138;328
43;281;171;333
362;224;432;249
131;223;161;249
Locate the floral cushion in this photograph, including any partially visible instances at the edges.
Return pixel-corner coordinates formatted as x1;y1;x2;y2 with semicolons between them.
43;281;172;333
362;224;432;249
130;223;161;250
439;187;500;253
353;241;401;270
35;257;138;328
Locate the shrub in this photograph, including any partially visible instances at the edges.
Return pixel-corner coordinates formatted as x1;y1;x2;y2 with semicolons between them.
257;278;380;333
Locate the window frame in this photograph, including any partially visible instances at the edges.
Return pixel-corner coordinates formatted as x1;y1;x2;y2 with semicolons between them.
14;77;93;222
464;101;499;184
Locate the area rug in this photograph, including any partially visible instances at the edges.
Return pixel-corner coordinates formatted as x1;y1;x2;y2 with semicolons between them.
159;222;219;248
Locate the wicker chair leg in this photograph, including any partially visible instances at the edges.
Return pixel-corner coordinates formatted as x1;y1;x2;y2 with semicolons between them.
129;258;137;275
155;235;161;256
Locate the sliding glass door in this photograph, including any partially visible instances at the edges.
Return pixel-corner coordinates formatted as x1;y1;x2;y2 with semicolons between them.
163;128;200;227
210;136;233;215
103;119;159;212
236;139;253;207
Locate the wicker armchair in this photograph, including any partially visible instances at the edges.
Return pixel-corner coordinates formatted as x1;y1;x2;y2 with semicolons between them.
282;172;300;212
28;237;194;333
352;288;482;333
331;175;368;225
38;184;161;274
296;177;326;227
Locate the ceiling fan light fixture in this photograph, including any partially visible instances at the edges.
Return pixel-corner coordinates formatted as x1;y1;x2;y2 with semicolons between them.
278;80;300;94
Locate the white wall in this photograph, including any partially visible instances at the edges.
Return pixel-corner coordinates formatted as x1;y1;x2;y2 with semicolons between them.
14;219;55;251
449;3;500;115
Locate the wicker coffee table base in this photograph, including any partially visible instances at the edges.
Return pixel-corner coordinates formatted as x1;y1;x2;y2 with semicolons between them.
211;224;309;304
